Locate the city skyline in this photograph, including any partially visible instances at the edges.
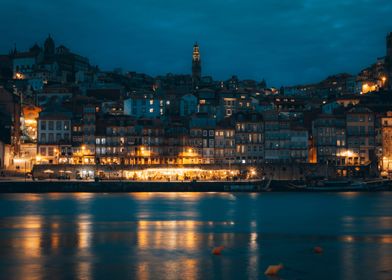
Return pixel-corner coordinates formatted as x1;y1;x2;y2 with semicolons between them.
1;0;392;86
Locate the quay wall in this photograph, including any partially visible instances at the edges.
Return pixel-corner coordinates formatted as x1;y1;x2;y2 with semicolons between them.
0;180;283;193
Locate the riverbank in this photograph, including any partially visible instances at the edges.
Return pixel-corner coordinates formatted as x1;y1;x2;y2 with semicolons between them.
0;180;269;193
0;179;391;193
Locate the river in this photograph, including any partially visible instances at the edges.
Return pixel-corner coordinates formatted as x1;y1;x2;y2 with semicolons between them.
0;192;391;279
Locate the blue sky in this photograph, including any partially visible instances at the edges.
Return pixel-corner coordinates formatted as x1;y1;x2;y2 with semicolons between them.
1;0;391;86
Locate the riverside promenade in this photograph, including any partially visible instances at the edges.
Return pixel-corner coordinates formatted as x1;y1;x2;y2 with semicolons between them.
0;179;271;193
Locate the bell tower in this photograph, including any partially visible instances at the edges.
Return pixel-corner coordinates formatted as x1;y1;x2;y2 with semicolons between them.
192;42;201;88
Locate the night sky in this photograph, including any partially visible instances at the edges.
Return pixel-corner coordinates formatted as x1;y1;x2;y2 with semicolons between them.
1;0;392;86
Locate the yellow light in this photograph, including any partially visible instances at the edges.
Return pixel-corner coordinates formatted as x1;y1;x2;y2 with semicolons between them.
382;76;387;82
15;72;25;79
339;150;354;157
14;158;26;164
36;155;42;162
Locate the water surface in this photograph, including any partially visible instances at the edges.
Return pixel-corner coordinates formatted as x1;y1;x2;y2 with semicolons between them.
0;192;391;280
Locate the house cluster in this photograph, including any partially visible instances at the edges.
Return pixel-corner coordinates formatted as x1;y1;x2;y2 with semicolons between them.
1;34;392;179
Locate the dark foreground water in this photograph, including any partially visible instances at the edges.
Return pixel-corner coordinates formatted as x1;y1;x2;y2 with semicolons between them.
0;192;391;280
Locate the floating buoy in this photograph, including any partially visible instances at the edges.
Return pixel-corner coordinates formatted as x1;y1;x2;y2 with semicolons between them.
264;264;283;276
313;246;323;254
212;246;224;255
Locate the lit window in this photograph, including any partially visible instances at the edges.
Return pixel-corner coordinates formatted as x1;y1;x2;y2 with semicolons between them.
149;108;154;113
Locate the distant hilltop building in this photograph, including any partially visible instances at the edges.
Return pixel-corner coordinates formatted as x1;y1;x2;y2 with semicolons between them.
192;42;201;88
9;34;93;84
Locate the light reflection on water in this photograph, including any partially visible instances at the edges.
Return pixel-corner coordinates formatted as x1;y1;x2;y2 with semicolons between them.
0;192;391;280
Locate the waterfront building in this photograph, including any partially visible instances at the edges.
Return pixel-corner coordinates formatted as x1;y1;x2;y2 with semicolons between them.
342;107;376;177
0;139;4;169
165;119;195;164
95;114;136;165
37;109;72;164
214;118;236;165
381;111;392;177
263;110;308;163
0;86;21;160
234;112;264;164
138;119;165;165
79;104;97;164
189;113;216;164
312;114;346;165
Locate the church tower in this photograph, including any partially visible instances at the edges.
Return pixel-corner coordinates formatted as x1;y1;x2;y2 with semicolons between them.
44;34;55;60
192;42;201;88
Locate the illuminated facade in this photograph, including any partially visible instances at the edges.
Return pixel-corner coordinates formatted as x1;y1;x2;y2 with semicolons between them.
37;110;71;164
235;112;264;164
313;114;346;164
381;112;392;177
346;107;375;165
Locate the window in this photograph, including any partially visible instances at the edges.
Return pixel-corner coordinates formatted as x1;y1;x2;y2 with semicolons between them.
203;130;207;137
64;121;70;130
48;121;54;130
40;121;46;130
39;147;46;156
40;133;46;143
48;133;54;142
209;130;214;137
56;121;62;130
48;147;54;156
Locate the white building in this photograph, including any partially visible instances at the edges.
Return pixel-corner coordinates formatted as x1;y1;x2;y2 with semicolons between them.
37;110;72;164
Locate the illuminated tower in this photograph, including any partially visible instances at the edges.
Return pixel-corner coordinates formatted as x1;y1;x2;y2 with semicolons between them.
386;32;392;89
192;42;201;88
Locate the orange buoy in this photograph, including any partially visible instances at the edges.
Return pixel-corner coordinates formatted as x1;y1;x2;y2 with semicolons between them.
264;264;283;276
313;246;323;254
212;246;224;255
